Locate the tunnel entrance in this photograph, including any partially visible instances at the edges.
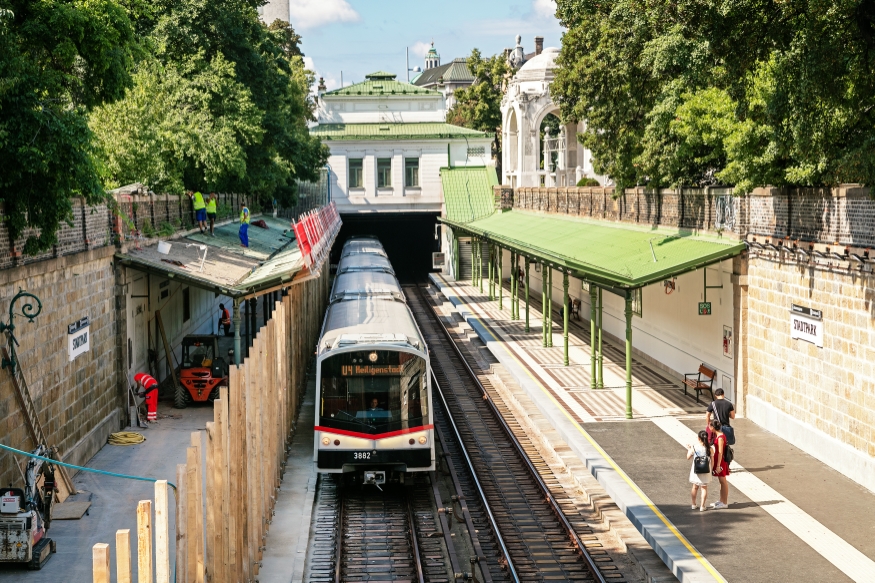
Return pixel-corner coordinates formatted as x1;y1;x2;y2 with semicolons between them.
332;213;440;283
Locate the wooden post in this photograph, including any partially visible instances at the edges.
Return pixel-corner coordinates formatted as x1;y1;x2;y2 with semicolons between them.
116;529;132;583
93;543;111;583
190;432;204;583
204;420;216;581
176;464;187;583
219;389;231;583
137;500;153;583
155;480;170;583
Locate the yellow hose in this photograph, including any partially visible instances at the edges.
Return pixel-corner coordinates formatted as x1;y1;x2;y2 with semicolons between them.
108;431;146;446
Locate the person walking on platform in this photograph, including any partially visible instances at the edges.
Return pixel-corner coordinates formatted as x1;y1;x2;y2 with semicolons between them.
187;190;208;234
239;202;250;248
709;419;731;509
205;192;218;236
706;388;736;445
687;430;714;511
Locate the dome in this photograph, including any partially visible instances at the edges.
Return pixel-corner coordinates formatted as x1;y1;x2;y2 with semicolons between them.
515;47;560;82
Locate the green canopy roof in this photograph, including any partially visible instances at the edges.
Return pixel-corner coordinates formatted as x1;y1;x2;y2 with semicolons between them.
442;210;746;289
311;123;491;141
441;166;497;222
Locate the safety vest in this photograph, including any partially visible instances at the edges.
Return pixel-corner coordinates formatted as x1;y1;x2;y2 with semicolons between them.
205;198;217;213
240;207;250;224
192;191;205;210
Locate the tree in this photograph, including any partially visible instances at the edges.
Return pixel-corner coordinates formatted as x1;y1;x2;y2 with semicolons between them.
0;0;136;253
552;0;875;192
447;49;510;173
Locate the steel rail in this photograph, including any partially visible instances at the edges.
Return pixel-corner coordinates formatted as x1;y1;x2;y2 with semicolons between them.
333;486;345;583
416;284;609;583
405;490;427;583
429;470;463;578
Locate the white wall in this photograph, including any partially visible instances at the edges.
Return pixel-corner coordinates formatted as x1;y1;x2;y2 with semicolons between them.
317;95;446;124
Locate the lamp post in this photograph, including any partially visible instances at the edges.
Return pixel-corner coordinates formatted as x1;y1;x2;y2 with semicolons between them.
0;289;43;375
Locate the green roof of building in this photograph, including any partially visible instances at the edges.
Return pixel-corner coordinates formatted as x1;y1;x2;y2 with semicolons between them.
311;123;491;141
442;210;746;289
323;71;441;97
441;167;498;223
413;58;475;87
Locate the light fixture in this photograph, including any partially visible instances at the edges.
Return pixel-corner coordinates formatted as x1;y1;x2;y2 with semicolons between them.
418;435;427;444
368;351;378;363
321;437;330;446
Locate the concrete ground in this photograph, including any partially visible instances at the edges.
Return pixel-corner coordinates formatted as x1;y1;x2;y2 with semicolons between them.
0;400;213;581
431;274;875;583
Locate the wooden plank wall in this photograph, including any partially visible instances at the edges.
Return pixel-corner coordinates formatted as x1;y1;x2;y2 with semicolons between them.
92;266;329;582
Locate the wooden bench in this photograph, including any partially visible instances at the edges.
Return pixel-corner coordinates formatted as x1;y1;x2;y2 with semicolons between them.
683;364;716;404
570;299;581;320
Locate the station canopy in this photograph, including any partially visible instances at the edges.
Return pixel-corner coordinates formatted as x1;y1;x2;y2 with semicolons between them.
441;208;746;290
116;215;320;299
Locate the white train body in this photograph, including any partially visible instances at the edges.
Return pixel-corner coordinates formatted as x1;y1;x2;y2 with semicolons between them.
314;238;434;475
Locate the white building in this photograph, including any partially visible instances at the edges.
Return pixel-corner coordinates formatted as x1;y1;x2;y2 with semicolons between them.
500;43;609;188
312;71;493;215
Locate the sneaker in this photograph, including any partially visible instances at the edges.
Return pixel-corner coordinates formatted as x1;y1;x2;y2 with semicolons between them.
691;505;697;510
700;505;706;512
710;502;727;509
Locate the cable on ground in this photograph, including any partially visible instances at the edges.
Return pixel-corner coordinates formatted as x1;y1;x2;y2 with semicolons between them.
107;431;146;446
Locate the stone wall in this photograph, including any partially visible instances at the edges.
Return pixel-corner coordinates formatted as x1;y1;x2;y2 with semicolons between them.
0;246;120;489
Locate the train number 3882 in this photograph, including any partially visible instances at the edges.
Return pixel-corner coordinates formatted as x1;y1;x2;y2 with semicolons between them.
353;452;371;460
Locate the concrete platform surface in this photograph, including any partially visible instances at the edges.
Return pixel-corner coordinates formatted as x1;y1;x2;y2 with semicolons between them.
0;401;213;581
430;274;875;583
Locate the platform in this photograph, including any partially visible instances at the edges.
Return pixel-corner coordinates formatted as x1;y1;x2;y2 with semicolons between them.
430;274;875;583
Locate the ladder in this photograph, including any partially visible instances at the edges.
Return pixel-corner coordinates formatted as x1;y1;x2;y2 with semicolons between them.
2;335;76;501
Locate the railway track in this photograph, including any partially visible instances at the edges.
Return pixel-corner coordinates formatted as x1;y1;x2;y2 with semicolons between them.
407;284;612;583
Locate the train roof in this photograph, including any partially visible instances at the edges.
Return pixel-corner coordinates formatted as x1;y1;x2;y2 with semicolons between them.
319;297;424;355
341;240;387;258
330;271;404;303
336;253;395;275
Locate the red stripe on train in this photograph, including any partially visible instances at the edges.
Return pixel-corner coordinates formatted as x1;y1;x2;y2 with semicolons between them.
314;425;434;440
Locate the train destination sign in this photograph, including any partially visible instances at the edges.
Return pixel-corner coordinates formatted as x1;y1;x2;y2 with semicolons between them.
790;303;823;347
341;365;403;376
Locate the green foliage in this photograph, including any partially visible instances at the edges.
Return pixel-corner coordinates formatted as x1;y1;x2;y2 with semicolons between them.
0;0;137;253
447;50;510;171
576;177;601;187
552;0;875;191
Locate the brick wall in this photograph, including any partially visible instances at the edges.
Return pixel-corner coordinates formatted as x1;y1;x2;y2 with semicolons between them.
0;247;120;489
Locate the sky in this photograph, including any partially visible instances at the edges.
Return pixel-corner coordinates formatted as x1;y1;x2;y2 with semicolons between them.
277;0;566;91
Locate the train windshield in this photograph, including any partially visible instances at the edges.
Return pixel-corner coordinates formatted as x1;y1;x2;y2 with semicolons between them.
319;350;428;435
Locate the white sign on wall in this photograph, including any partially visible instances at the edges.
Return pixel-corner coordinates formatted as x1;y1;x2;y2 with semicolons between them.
790;304;823;348
68;317;91;361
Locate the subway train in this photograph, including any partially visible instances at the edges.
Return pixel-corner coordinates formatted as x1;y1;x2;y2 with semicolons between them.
314;237;434;486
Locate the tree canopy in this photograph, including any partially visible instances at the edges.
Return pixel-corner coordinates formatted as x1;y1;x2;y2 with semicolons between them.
552;0;875;192
1;0;326;254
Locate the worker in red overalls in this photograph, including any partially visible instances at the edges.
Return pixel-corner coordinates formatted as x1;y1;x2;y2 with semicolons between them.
133;372;159;422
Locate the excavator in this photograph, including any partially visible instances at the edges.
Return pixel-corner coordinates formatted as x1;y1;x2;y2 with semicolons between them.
0;445;57;570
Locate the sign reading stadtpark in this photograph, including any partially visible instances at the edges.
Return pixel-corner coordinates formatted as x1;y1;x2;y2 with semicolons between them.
790;303;823;348
68;316;90;361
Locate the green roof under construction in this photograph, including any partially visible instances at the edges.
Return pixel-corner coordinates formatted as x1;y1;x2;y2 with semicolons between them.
440;166;498;223
442;210;746;289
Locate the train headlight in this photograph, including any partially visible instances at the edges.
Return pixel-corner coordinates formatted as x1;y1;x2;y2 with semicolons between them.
321;437;330;446
418;436;427;444
368;351;378;363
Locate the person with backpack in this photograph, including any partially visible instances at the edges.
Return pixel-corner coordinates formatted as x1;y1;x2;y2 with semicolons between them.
709;419;731;509
706;388;736;445
686;430;714;511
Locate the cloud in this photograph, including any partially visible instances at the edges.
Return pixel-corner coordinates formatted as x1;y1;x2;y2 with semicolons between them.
410;41;432;59
303;57;340;93
532;0;556;19
289;0;360;29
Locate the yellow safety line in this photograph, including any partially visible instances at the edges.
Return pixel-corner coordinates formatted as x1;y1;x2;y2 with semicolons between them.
436;275;726;583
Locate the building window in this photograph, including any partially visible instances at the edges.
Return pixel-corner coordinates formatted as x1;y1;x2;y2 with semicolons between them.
377;158;392;188
467;146;486;157
349;158;363;188
405;158;420;187
183;287;191;322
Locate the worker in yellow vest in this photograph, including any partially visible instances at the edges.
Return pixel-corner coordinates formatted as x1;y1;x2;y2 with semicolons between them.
187;190;207;234
205;193;218;236
239;202;250;248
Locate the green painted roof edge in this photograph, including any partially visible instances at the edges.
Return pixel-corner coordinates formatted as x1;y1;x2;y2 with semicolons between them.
440;212;746;289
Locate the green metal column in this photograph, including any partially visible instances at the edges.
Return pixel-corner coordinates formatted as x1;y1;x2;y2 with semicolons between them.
541;265;547;347
453;236;460;281
498;247;503;310
624;293;633;419
509;252;515;319
514;254;519;320
589;285;597;388
525;257;530;333
477;240;482;292
471;240;476;286
597;287;604;389
233;298;242;366
563;272;569;366
488;245;493;300
547;267;553;347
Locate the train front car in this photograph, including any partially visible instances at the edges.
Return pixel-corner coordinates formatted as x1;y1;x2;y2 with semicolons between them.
315;243;433;486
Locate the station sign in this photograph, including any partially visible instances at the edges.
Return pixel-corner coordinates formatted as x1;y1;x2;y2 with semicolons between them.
698;302;712;316
68;316;90;361
790;303;823;347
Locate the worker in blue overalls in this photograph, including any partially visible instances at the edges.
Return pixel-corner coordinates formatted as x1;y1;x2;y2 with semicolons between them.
239;202;250;248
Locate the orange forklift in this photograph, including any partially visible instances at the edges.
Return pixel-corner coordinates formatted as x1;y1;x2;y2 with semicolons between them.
175;335;229;408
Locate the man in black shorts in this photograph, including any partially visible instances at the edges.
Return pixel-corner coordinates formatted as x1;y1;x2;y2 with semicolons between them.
706;388;736;444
